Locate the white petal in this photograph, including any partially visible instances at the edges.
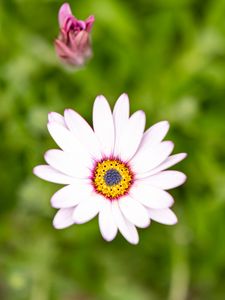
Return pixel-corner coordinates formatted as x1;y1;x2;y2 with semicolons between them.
53;208;75;229
116;110;146;162
44;149;92;178
64;109;102;160
148;208;178;225
47;122;90;156
93;95;115;157
130;184;174;209
113;93;130;157
138;121;169;150
51;181;93;208
98;200;118;241
138;171;187;190
130;141;174;174
33;165;74;184
111;201;139;245
119;195;150;228
48;112;66;127
138;153;187;178
73;193;101;224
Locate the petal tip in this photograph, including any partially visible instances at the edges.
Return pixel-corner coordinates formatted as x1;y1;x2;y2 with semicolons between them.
130;238;139;245
52;220;62;229
58;3;73;28
183;153;188;159
64;108;73;118
142;218;151;228
168;215;178;225
138;110;145;116
180;174;187;186
121;92;129;98
169;197;174;207
50;198;57;209
117;93;129;104
168;140;174;147
95;95;107;103
32;166;38;176
59;3;72;16
161;120;170;129
165;140;174;152
43;150;51;160
88;15;95;21
102;235;116;242
132;110;146;124
86;15;95;24
175;153;188;165
64;108;72;113
48;112;56;122
173;218;178;225
33;165;45;177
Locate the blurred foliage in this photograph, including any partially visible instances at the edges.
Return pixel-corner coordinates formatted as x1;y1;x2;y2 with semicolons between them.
0;0;225;299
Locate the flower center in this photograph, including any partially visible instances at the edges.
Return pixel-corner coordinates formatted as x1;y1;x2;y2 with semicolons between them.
92;159;133;200
104;169;122;186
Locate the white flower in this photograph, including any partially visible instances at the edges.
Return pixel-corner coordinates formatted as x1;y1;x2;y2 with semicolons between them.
33;94;187;244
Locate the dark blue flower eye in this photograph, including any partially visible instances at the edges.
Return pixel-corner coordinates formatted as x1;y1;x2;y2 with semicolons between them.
104;169;122;186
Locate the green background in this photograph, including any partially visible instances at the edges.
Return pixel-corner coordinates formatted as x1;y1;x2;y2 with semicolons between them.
1;0;225;299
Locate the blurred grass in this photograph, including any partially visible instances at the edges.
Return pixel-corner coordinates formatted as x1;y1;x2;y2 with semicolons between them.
1;0;225;299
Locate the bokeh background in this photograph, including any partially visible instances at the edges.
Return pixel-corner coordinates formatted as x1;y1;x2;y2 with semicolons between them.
1;0;225;299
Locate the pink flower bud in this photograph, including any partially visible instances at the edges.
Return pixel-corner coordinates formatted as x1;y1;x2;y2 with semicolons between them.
55;3;95;68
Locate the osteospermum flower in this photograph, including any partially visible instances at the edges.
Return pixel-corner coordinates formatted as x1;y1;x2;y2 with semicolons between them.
33;94;187;244
55;3;94;67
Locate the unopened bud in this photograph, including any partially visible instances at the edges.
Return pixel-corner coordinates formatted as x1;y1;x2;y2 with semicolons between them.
55;3;94;68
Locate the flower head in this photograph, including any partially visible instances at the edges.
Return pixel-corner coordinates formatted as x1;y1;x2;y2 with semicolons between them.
33;94;187;244
55;3;95;67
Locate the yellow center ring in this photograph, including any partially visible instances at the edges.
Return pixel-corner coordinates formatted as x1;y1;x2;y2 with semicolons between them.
92;159;133;200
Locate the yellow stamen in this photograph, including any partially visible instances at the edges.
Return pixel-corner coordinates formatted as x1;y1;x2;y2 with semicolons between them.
92;159;133;200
